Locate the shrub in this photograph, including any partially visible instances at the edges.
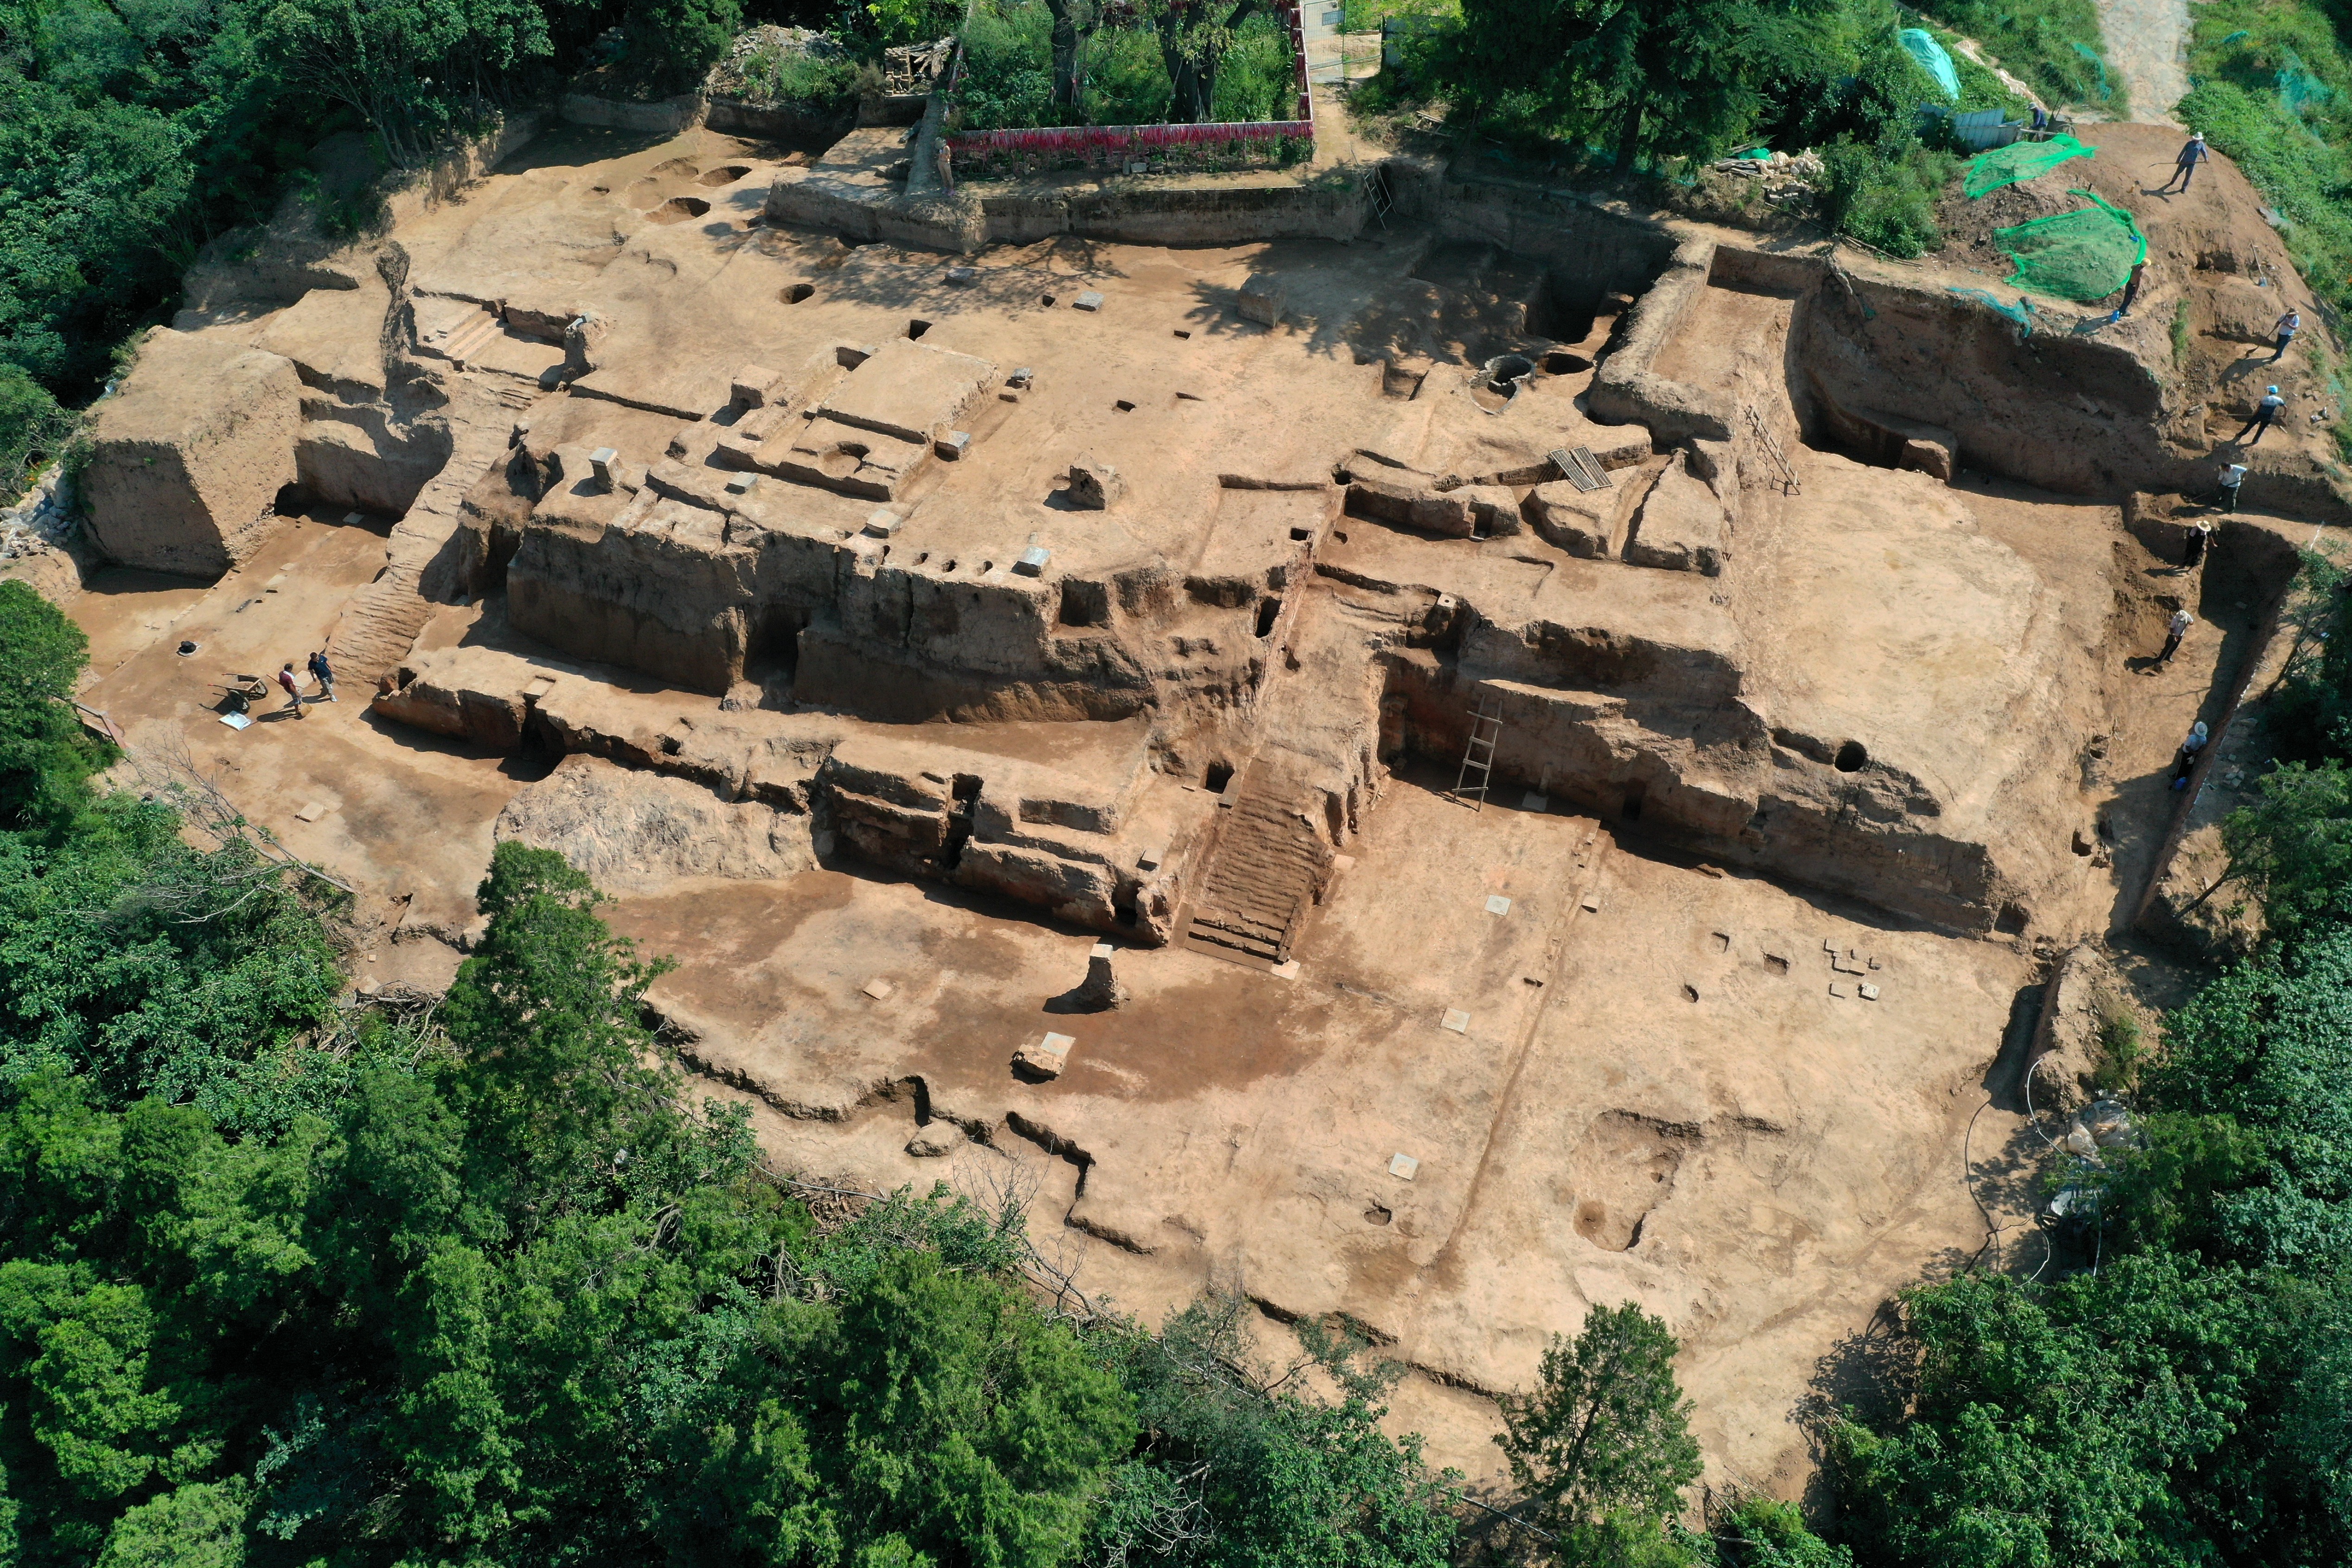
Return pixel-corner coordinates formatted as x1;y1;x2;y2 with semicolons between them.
956;0;1061;128
1088;25;1174;127
1821;134;1951;257
622;0;746;92
1912;0;2127;115
0;367;75;493
1210;12;1298;124
2096;1004;2147;1094
738;43;863;106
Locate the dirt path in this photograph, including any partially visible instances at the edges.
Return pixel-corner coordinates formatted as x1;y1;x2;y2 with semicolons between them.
2096;0;2193;126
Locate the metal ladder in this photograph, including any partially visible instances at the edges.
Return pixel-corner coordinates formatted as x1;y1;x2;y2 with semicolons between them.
1364;166;1394;230
1451;695;1504;811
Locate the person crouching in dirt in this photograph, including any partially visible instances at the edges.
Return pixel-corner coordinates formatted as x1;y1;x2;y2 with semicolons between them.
2157;607;2195;667
308;648;336;703
2233;386;2288;446
277;662;307;719
2156;132;2209;193
2172;721;2210;790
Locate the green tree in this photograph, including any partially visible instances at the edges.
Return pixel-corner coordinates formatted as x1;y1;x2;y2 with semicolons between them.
1830;1260;2281;1567
1496;1301;1703;1542
94;1479;247;1568
2280;1277;2352;1530
1703;1496;1851;1567
1832;918;2352;1565
0;580;101;833
0;365;73;488
622;0;745;91
1446;0;1836;169
1119;1299;1460;1568
2207;762;2352;938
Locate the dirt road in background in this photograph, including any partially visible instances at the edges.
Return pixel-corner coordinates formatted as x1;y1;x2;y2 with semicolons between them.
2097;0;2193;126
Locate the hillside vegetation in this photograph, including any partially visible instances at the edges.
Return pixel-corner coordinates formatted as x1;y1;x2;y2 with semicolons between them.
0;0;968;488
1365;0;2111;256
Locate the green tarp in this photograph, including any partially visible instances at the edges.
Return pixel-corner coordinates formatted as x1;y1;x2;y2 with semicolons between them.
1949;288;2041;336
1898;27;1961;99
1993;189;2148;302
1963;133;2095;198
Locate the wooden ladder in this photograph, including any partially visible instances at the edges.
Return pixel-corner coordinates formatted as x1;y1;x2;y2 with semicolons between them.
1450;694;1504;811
1746;405;1800;495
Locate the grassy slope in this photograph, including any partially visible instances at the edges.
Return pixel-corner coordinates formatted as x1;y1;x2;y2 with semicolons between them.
1913;0;2129;115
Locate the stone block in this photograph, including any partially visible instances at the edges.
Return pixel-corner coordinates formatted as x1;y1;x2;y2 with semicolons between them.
1015;545;1051;576
1073;291;1104;312
1238;273;1286;326
1013;1030;1076;1077
1897;430;1956;482
1068;941;1126;1010
1068;456;1125;510
935;429;971;461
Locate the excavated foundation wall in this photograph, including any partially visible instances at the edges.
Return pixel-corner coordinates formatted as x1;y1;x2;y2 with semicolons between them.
1372;639;2013;933
486;442;1277;719
1307;222;2141;934
1381;157;1679;347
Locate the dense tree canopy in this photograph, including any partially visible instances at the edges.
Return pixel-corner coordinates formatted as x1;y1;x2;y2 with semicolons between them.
0;593;1469;1565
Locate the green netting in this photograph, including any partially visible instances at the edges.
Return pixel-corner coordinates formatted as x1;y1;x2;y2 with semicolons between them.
2279;48;2333;116
2071;40;2111;102
1898;28;1960;100
1992;189;2148;302
1949;288;2041;336
1964;134;2095;198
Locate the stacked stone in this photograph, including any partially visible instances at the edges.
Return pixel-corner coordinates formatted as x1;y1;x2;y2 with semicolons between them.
0;463;77;561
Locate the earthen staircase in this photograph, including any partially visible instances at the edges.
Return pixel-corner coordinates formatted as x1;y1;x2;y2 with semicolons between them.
326;406;518;688
1180;758;1336;966
416;301;505;369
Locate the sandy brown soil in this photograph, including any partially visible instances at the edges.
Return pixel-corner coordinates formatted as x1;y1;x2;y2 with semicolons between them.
26;104;2324;1509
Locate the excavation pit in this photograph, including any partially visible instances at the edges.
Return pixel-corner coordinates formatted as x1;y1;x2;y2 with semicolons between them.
33;116;2335;1503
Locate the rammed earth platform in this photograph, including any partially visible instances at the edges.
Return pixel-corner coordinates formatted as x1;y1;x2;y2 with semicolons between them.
16;111;2336;1499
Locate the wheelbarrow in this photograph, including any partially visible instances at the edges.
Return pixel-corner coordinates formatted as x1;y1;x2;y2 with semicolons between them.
209;673;269;715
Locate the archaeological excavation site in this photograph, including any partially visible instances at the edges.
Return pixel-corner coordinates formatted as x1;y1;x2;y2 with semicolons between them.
13;90;2346;1500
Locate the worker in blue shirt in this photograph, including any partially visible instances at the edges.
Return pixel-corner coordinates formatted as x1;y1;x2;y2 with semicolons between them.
2155;131;2209;193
